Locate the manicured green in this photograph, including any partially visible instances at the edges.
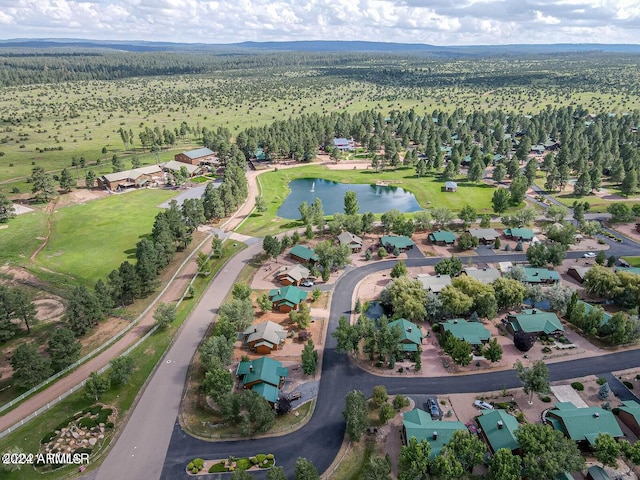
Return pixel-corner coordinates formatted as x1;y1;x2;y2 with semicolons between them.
35;189;177;286
240;165;496;236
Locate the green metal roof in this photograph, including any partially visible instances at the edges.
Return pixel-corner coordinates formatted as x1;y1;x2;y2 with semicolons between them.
587;465;611;480
618;400;640;423
616;266;640;276
388;319;424;347
508;309;563;334
523;267;561;283
402;408;466;458
289;245;319;262
578;301;612;326
381;235;415;249
251;382;279;404
477;409;520;452
547;402;623;445
236;356;289;388
441;319;491;345
428;230;457;243
268;285;308;307
504;228;534;240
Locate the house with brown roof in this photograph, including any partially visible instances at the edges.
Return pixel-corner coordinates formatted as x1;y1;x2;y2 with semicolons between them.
468;228;500;245
97;165;164;191
276;264;311;286
567;265;591;283
174;147;217;165
337;231;363;252
243;321;287;354
617;400;640;438
161;160;201;177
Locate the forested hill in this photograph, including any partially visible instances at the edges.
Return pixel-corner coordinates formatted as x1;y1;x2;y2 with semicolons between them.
1;38;640;87
1;38;640;55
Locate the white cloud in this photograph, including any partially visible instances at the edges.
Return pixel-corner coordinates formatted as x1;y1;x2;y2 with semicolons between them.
0;0;638;45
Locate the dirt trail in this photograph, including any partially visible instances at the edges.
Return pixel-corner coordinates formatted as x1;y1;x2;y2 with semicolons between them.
29;197;58;262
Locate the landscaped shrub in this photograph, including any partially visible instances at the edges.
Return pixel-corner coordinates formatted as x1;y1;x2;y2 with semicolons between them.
623;381;634;389
541;346;552;354
539;396;552;403
73;448;93;456
236;458;252;471
250;456;258;465
208;462;227;473
571;382;584;391
41;431;57;444
597;377;607;385
515;412;526;423
266;454;274;460
612;407;620;415
636;374;640;381
105;421;114;429
188;458;205;474
78;417;97;429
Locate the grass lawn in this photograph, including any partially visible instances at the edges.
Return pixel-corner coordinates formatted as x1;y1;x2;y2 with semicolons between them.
239;164;496;236
0;211;48;265
621;256;640;267
35;189;177;287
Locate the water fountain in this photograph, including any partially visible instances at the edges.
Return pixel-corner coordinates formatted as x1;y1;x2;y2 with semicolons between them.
310;181;315;192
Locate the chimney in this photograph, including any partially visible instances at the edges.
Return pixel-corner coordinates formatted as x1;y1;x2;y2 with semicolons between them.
249;363;254;372
532;309;537;314
407;327;412;333
432;431;438;440
497;421;504;430
594;412;600;418
277;289;281;295
483;267;487;271
454;319;458;324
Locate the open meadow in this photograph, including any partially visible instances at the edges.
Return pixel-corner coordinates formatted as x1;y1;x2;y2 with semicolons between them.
3;52;640;195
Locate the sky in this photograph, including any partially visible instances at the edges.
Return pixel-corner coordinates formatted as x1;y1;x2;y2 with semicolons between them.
0;0;639;46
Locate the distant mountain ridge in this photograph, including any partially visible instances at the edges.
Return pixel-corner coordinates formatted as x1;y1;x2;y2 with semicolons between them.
1;38;640;55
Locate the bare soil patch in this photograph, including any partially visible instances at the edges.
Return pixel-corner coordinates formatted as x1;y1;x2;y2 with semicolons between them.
33;298;65;322
55;188;109;208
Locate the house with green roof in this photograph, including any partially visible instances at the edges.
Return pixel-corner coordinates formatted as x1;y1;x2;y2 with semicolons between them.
545;402;623;446
522;267;560;284
615;266;640;276
428;230;457;246
380;235;415;252
504;227;535;241
476;409;520;454
388;319;424;353
440;319;491;346
268;285;308;313
289;245;319;264
402;408;466;458
236;357;288;405
578;300;612;326
617;400;640;437
587;466;611;480
507;309;564;336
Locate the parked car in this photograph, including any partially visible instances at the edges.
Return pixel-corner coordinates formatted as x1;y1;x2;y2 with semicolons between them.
426;398;440;418
465;422;478;434
583;252;597;258
301;280;314;287
474;400;494;410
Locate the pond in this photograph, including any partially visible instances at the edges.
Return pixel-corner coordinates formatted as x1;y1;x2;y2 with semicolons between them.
276;178;421;219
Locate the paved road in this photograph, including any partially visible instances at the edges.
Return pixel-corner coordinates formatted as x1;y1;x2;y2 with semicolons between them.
96;242;263;480
101;175;640;479
157;249;640;479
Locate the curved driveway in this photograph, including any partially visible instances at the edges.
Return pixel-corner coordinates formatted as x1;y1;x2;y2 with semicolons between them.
156;250;640;479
